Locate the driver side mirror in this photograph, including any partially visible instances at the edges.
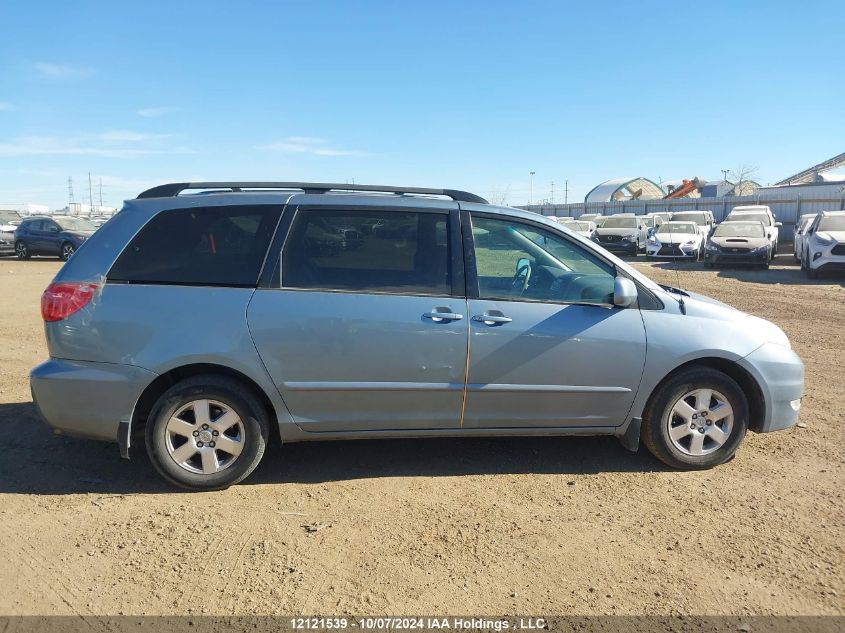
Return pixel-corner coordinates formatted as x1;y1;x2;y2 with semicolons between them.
775;221;782;227
515;257;530;274
613;277;638;308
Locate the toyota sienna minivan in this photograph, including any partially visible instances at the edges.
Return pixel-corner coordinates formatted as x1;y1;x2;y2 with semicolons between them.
31;182;805;490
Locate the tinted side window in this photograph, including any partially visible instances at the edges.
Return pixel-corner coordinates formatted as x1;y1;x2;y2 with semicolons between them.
108;205;281;286
282;208;451;295
26;220;43;231
472;215;615;304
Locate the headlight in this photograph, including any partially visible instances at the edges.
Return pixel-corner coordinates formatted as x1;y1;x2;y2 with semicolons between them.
815;234;834;246
750;245;769;253
623;234;637;241
647;236;658;243
683;240;696;245
705;243;719;252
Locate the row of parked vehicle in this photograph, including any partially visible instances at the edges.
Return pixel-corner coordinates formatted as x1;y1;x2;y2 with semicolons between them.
551;206;845;276
0;211;99;260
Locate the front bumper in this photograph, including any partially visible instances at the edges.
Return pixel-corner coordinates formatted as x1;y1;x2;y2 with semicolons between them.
807;246;845;271
30;358;157;443
646;243;698;258
704;249;769;265
738;343;805;433
597;239;638;253
0;239;14;255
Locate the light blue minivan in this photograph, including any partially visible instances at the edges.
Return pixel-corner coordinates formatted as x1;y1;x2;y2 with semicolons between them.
31;183;804;489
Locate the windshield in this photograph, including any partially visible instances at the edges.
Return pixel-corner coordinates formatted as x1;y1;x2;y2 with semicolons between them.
54;217;96;231
818;216;845;232
570;221;591;231
641;217;655;227
672;213;707;225
657;223;697;235
601;217;637;229
727;213;770;226
714;222;765;238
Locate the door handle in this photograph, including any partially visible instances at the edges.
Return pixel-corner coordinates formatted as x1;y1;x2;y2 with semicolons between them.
472;313;513;326
423;308;463;323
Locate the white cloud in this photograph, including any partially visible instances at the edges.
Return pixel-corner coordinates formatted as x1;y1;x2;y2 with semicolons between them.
0;102;12;111
136;106;171;118
96;130;171;143
256;136;367;157
33;62;96;79
0;132;190;157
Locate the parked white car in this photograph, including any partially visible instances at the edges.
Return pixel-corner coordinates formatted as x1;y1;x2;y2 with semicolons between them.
724;205;781;259
566;220;597;239
670;210;715;238
0;210;21;256
646;221;704;259
801;210;845;278
793;213;817;262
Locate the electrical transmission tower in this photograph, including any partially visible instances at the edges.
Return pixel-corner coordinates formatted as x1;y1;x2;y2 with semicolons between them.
68;177;75;204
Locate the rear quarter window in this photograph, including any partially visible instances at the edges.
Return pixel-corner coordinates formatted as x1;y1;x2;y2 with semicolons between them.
108;205;281;286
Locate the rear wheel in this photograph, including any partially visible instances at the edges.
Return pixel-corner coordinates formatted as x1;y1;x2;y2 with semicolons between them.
60;242;75;261
642;367;748;470
15;241;30;260
145;375;270;490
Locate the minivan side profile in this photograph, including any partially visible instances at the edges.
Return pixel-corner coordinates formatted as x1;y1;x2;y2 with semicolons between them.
31;182;805;490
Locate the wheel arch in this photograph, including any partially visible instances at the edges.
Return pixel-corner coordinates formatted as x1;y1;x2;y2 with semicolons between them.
641;357;765;433
130;363;280;451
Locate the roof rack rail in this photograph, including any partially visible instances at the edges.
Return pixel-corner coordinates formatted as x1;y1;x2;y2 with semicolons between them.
136;182;488;204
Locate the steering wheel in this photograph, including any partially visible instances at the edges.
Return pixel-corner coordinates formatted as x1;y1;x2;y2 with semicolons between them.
511;261;532;294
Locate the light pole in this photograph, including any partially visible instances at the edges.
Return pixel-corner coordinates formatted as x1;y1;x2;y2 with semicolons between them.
721;169;729;183
529;171;535;206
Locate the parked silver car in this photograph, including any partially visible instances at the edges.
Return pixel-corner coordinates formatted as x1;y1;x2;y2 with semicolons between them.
31;182;805;490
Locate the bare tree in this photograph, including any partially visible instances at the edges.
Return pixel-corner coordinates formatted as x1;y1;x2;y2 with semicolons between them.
489;185;511;206
729;163;759;196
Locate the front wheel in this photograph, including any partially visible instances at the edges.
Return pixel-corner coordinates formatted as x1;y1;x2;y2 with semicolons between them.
145;375;270;490
771;242;778;260
642;367;748;470
15;241;30;260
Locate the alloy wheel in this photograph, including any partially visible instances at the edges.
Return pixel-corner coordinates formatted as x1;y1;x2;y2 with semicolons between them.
61;244;75;260
164;399;245;475
667;388;734;456
15;242;27;259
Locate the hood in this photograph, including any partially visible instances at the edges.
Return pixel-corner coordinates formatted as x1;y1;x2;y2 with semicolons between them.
711;235;769;248
65;230;95;238
817;230;845;243
0;222;16;233
654;232;699;244
657;286;791;350
596;227;638;237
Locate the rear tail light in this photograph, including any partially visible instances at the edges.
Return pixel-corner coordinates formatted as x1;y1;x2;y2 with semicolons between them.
41;282;98;322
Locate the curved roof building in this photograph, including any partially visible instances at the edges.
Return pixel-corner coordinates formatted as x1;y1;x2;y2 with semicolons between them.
584;177;664;203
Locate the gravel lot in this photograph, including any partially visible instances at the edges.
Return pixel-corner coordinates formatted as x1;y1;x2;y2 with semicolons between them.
0;254;842;617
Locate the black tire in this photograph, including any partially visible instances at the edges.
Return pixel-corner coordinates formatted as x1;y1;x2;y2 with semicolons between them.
771;242;777;260
145;375;270;491
60;242;75;261
15;241;30;260
642;366;748;470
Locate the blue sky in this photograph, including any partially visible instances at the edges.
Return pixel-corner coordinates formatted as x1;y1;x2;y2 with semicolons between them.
1;0;843;209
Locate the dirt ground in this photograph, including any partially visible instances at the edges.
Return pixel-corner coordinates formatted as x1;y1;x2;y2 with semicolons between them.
0;253;842;617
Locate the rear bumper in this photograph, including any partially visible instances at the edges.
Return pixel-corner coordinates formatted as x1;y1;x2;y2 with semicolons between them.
738;343;805;433
30;358;156;443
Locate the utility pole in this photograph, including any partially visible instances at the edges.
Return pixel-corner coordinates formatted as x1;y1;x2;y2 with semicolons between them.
88;172;93;213
721;169;729;183
67;177;75;205
564;180;569;204
550;181;555;204
529;171;535;206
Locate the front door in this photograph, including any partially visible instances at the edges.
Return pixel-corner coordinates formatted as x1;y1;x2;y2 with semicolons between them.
248;202;468;432
462;213;647;428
